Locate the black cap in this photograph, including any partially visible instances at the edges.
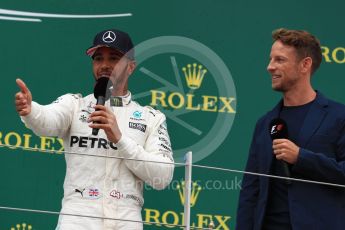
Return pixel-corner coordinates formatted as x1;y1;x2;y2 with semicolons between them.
86;29;134;60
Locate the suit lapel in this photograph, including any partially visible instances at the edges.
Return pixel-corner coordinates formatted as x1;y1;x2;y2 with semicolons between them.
297;93;328;147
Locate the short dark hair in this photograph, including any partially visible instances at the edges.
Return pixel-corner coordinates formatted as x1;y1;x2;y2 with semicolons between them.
272;28;322;75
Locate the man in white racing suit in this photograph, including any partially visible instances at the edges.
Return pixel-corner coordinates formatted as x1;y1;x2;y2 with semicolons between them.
14;29;174;229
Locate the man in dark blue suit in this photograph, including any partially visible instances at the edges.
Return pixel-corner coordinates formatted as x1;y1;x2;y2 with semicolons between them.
236;28;345;230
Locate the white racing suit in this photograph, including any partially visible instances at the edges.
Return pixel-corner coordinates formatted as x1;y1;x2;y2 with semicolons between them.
21;92;174;230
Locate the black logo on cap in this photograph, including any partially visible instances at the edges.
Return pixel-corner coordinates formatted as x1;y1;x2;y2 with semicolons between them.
102;31;116;43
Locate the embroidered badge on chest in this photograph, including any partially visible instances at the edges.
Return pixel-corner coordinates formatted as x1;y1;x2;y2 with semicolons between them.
79;102;95;123
130;110;145;122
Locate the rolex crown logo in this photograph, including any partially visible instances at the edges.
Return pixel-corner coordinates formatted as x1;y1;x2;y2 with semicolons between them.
176;180;202;207
11;223;32;230
182;63;207;90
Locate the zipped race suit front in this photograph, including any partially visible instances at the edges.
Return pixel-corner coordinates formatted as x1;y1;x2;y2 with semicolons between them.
21;92;174;230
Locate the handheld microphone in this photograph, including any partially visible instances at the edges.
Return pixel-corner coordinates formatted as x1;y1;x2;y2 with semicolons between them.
269;118;291;184
92;77;112;135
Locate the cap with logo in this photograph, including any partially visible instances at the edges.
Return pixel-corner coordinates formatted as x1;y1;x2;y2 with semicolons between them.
86;29;134;60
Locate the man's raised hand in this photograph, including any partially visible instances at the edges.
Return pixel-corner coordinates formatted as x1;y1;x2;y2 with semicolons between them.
15;78;32;116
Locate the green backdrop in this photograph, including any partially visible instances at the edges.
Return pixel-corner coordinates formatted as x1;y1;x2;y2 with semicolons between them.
0;1;344;229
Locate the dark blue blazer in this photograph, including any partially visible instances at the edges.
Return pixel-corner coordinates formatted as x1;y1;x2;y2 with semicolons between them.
236;92;345;230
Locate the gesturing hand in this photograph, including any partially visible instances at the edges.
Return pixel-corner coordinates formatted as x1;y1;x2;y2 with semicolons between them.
15;78;32;116
88;105;122;143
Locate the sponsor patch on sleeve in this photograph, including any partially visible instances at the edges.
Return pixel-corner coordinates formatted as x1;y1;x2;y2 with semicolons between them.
157;122;172;153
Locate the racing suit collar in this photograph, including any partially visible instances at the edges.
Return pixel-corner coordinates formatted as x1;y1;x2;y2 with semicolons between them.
110;91;131;107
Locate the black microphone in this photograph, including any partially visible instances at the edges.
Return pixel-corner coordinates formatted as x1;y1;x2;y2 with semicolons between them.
92;77;112;135
269;118;291;184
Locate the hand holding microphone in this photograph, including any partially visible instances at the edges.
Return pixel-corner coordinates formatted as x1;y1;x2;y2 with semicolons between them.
88;77;122;143
269;118;300;182
272;139;299;164
90;77;112;135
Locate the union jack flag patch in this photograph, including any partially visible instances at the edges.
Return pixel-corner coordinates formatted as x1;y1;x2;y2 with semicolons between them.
88;188;99;197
